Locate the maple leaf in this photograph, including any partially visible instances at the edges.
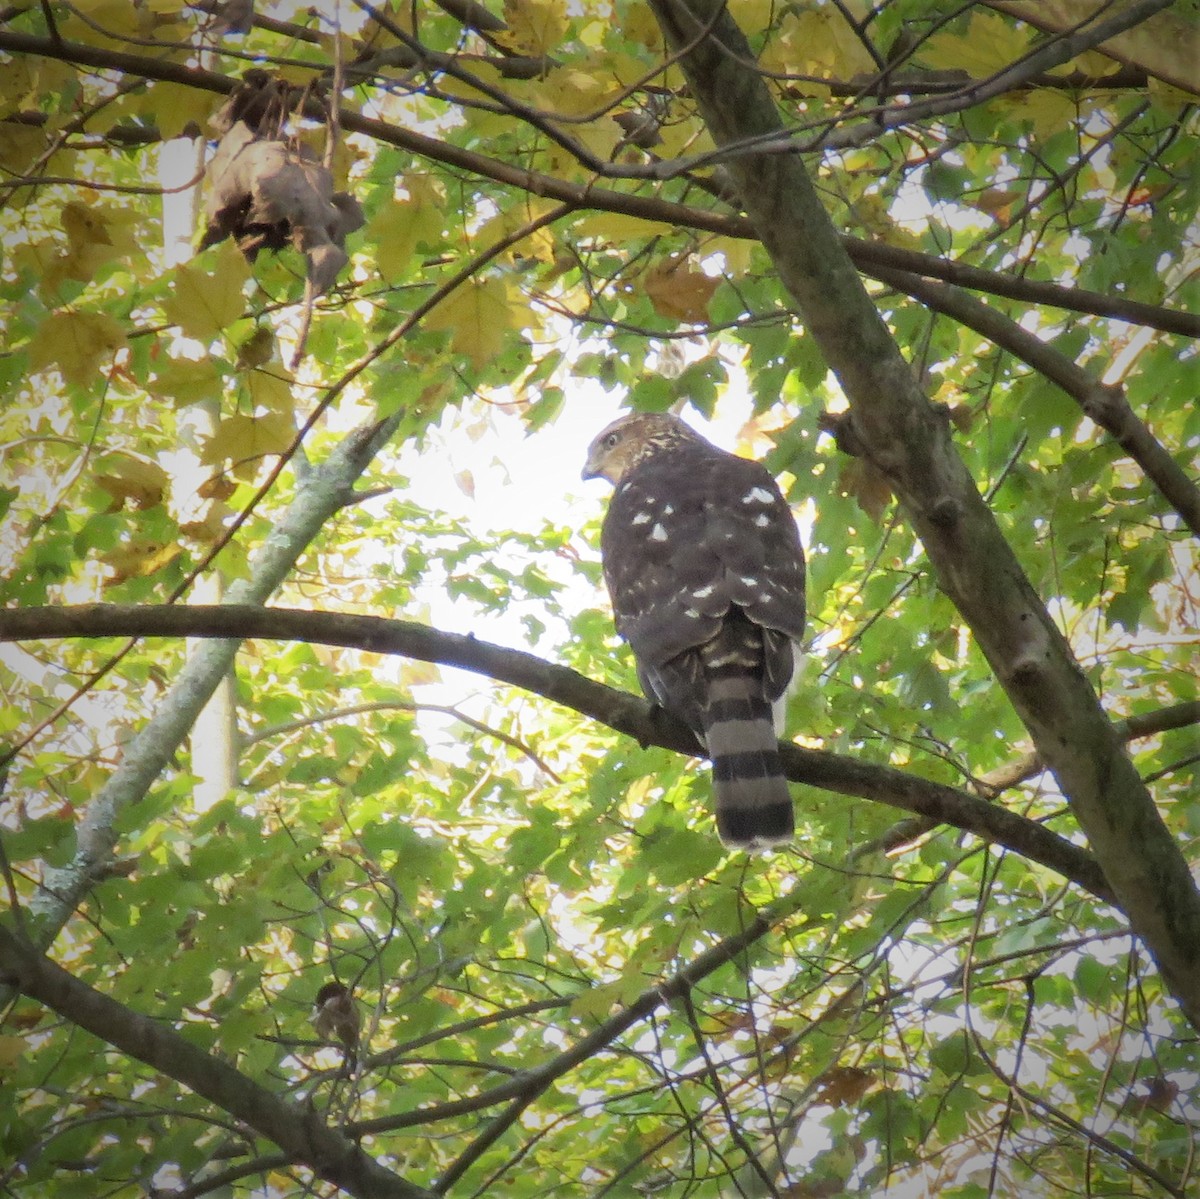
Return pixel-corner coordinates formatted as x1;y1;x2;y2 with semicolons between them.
425;277;525;369
163;244;251;342
28;309;127;386
644;259;720;323
497;0;568;57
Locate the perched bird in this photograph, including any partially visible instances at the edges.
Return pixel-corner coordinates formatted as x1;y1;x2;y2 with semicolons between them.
312;980;360;1067
583;412;806;848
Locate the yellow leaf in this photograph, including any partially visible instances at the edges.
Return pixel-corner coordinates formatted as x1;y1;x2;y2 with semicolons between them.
148;355;223;406
993;0;1197;94
131;82;220;141
62;201;113;249
67;0;151;40
367;174;446;282
1023;88;1079;142
1049;49;1119;78
246;367;294;414
163;244;251;341
93;454;169;511
496;0;568;57
44;200;129;291
435;63;510;137
571;116;622;163
0;1036;26;1072
705;236;754;276
530;67;619;119
849;194;924;249
424;278;519;369
0;54;40;114
472;199;559;263
28;309;127;387
400;659;442;687
766;8;876;81
917;11;1032;77
838;458;892;521
730;0;777;30
569;979;630;1021
573;211;676;244
971;187;1021;223
644;259;719;323
0;124;44;173
655;113;714;160
621;5;662;51
102;537;183;586
1147;76;1194;113
199;412;297;473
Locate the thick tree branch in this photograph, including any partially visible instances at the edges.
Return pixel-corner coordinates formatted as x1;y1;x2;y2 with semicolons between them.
874;265;1200;537
0;29;1196;338
649;0;1200;1029
0;604;1113;902
0;925;434;1199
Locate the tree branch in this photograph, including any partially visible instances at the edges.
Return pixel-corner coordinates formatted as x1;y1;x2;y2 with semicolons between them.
873;265;1200;537
980;700;1200;794
649;0;1200;1029
361;893;788;1189
0;925;434;1199
0;604;1113;903
0;29;1196;338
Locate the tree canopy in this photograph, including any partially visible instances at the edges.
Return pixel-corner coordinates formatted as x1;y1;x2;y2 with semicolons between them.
0;1;1198;1196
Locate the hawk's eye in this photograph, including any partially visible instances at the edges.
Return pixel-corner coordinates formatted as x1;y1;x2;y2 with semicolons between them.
604;432;620;449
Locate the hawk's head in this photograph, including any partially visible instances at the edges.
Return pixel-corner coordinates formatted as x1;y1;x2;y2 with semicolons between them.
582;411;702;486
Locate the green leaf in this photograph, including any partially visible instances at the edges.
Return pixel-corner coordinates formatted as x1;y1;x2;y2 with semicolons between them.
1074;956;1115;1006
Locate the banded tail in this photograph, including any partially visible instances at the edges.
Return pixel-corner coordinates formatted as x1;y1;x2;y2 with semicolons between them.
700;619;794;849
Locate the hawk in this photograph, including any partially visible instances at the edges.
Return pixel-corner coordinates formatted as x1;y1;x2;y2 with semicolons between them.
583;412;806;848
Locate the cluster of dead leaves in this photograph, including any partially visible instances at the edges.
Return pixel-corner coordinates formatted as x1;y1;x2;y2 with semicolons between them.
200;73;363;296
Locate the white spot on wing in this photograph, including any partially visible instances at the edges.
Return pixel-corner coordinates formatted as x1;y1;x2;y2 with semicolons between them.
632;511;652;525
662;504;674;515
740;574;759;586
649;523;668;542
754;513;771;527
742;486;774;505
692;583;716;599
706;650;742;667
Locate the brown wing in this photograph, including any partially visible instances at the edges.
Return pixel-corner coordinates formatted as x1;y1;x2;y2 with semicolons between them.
599;437;806;717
